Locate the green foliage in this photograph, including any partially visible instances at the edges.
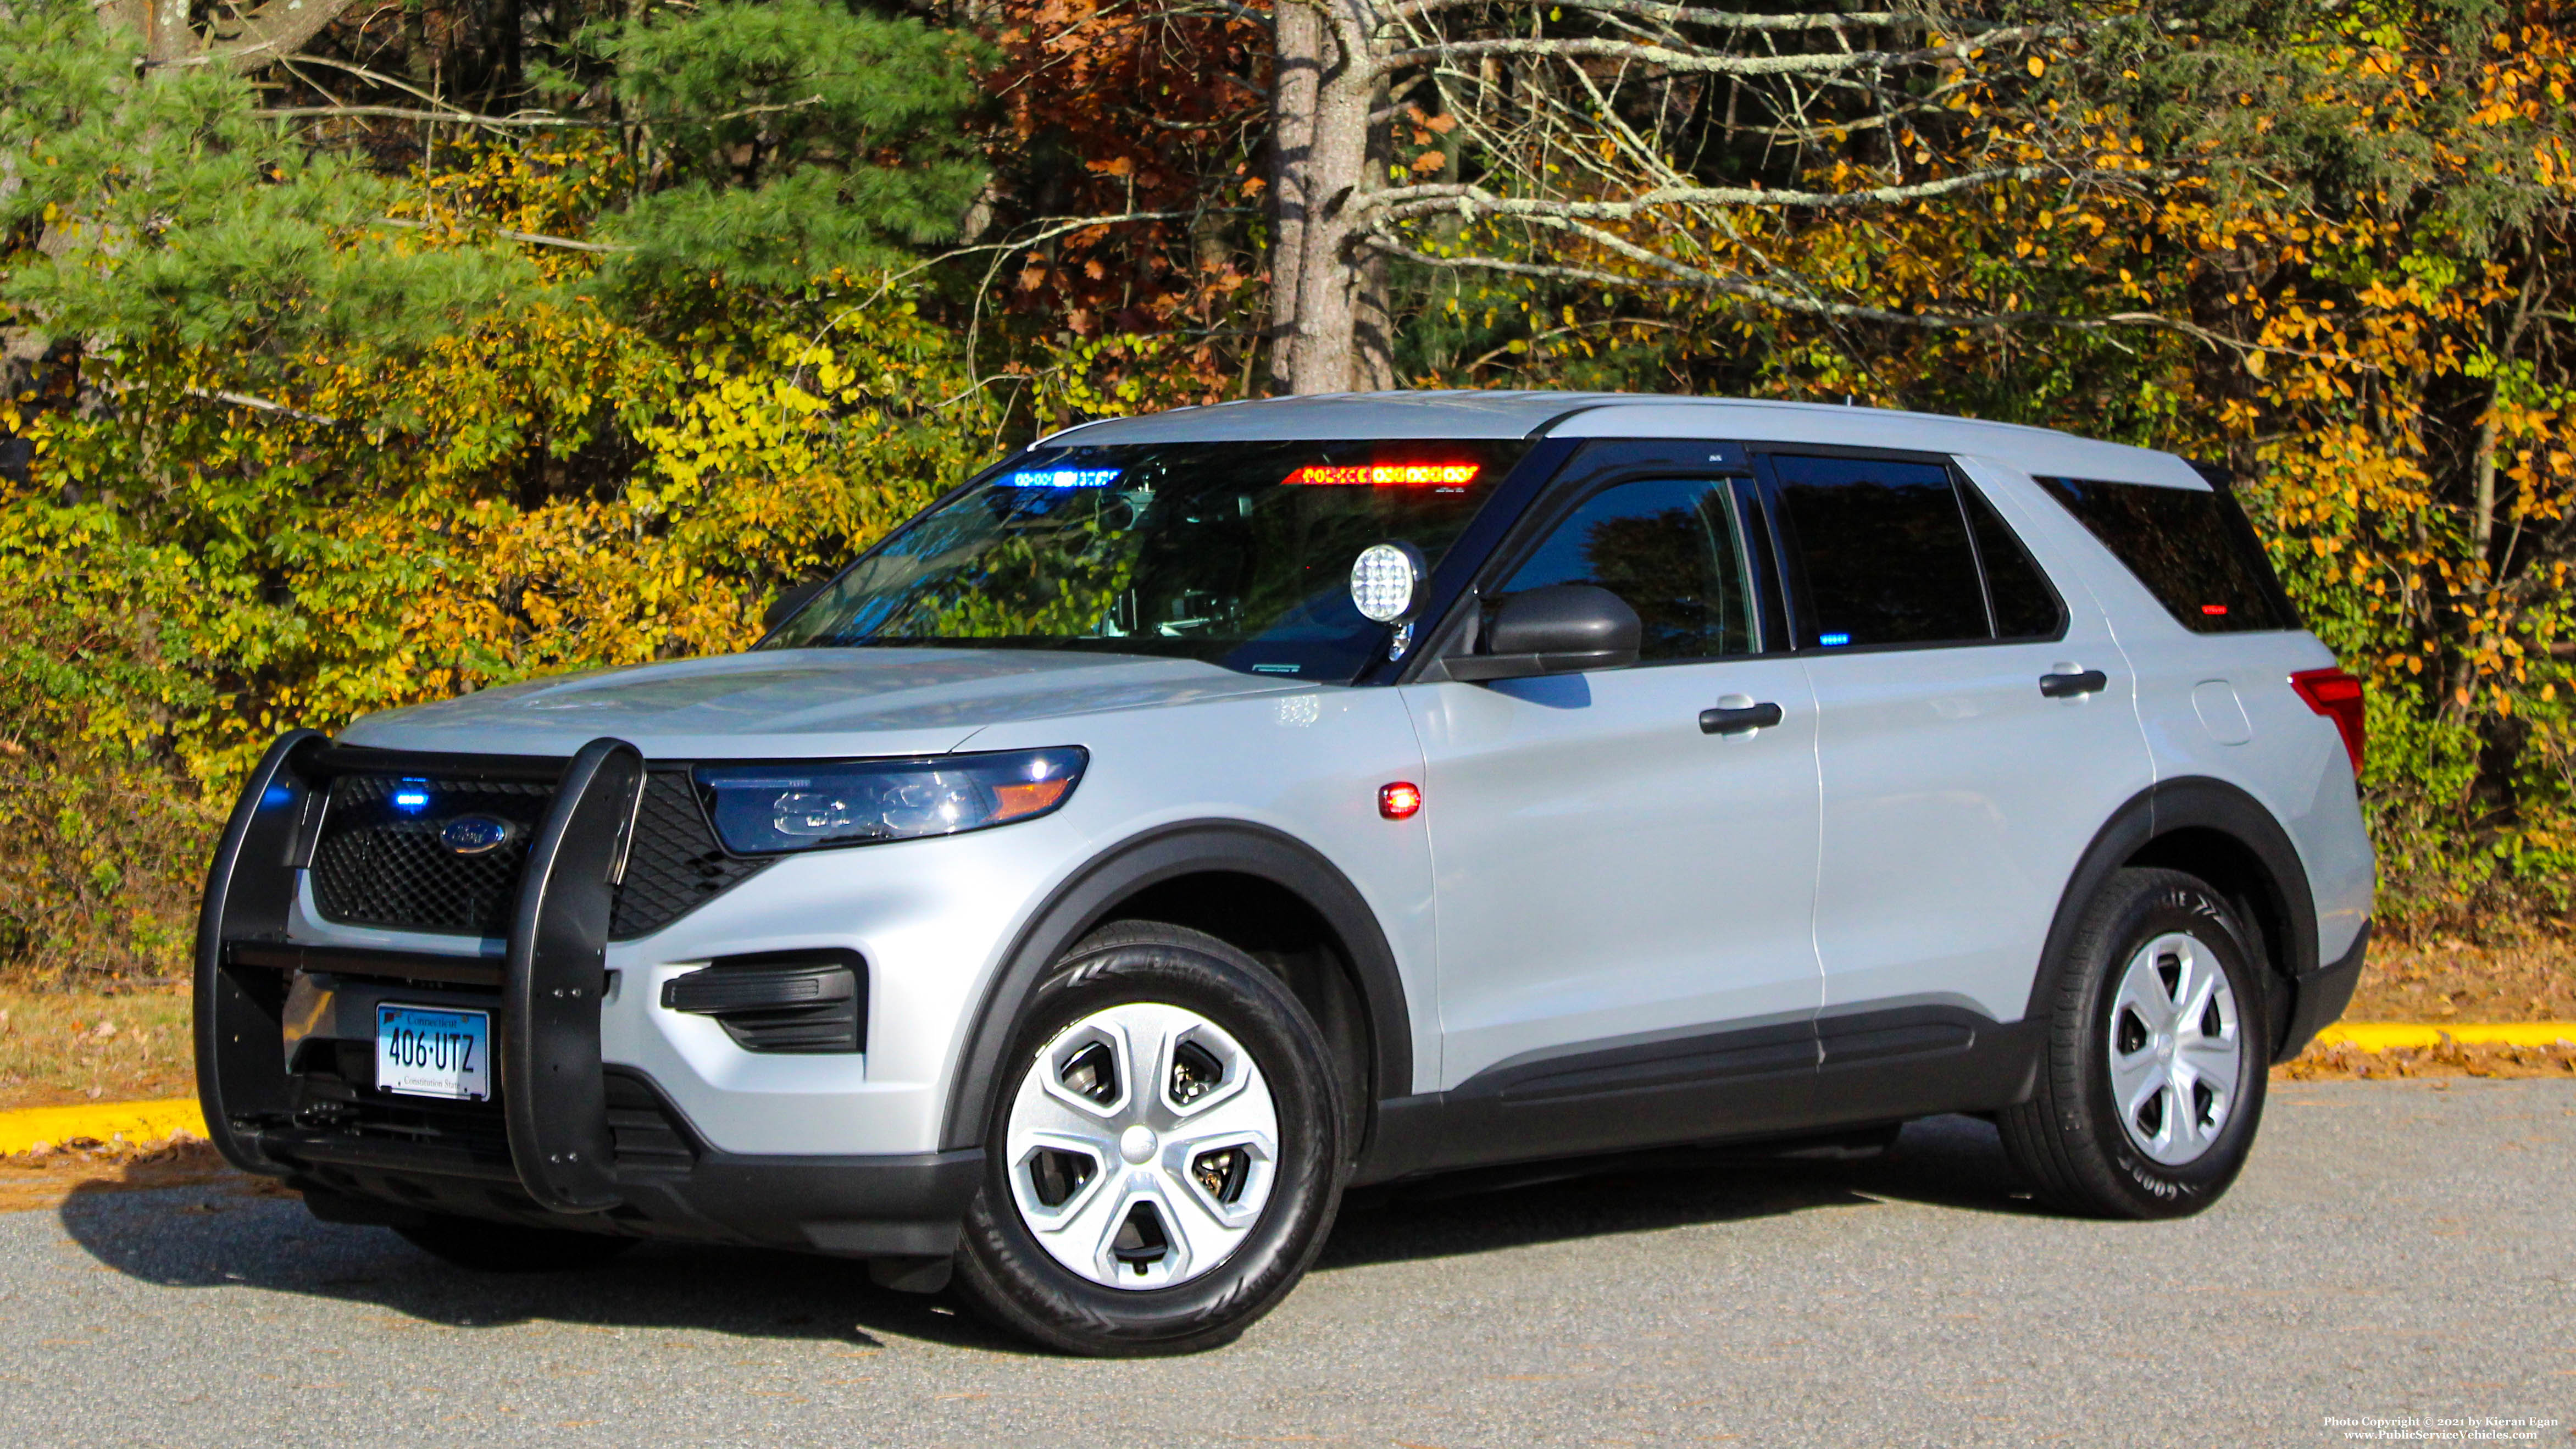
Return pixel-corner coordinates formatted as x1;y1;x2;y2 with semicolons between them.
0;1;1024;981
0;0;532;355
587;0;992;295
6;0;2575;978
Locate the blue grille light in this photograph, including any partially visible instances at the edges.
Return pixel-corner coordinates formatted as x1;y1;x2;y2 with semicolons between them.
1819;632;1852;647
1002;468;1120;489
391;780;432;812
258;784;295;810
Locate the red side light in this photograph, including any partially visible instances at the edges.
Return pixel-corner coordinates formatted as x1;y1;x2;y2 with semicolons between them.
1378;782;1423;820
2201;603;2228;616
2289;668;2365;776
1285;463;1480;487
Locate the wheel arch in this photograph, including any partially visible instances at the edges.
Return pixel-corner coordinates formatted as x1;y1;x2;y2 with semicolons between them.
2028;777;2320;1059
939;820;1413;1159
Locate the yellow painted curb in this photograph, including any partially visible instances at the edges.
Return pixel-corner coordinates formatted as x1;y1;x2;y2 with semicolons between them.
2313;1022;2576;1051
0;1099;208;1155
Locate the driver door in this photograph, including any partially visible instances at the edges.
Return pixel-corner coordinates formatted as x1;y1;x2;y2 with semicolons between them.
1400;464;1823;1160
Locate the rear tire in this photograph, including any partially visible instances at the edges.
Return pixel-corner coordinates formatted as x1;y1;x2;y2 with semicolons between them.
396;1215;638;1273
952;921;1345;1356
2000;867;2269;1219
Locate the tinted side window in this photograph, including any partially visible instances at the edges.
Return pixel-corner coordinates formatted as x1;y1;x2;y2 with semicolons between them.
1962;484;2066;640
2035;478;2296;632
1497;476;1757;660
1767;455;1987;648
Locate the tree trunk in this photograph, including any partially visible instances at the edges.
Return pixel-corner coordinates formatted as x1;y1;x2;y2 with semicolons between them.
1266;1;1325;393
403;0;434;87
1352;245;1395;390
104;0;369;69
1280;0;1380;395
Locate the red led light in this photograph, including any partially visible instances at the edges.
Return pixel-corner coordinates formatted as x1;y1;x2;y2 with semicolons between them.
1378;781;1423;820
1285;463;1480;487
2201;603;2229;615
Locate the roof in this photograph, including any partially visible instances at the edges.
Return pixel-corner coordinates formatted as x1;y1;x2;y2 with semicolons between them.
1038;390;2207;488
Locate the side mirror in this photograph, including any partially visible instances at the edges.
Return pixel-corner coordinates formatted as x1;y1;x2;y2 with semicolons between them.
763;579;828;633
1445;584;1641;682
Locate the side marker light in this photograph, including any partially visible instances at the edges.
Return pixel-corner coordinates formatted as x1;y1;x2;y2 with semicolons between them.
1378;782;1423;820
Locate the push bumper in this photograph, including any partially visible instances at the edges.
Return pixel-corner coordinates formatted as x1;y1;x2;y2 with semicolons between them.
196;730;982;1258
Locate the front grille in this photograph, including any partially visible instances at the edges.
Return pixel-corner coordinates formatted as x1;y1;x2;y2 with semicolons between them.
604;1072;699;1173
308;763;770;941
609;771;773;940
287;1046;699;1176
293;1041;514;1170
310;774;550;936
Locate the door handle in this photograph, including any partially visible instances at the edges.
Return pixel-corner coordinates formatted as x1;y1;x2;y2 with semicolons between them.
1699;701;1784;734
2039;669;2109;699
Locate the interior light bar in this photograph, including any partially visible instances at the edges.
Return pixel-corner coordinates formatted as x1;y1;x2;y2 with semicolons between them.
1284;463;1480;487
1003;468;1121;488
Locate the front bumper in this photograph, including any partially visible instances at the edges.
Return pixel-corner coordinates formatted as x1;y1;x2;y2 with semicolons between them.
294;1141;984;1258
197;731;982;1256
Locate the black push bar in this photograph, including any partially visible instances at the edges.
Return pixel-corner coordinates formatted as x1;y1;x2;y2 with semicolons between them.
195;731;646;1213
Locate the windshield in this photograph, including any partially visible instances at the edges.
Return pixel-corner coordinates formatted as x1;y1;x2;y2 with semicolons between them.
762;438;1528;681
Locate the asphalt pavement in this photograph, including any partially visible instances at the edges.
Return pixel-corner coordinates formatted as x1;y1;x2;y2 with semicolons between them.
1;1078;2569;1447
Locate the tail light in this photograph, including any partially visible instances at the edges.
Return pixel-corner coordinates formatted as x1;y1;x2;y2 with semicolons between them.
2289;668;2364;776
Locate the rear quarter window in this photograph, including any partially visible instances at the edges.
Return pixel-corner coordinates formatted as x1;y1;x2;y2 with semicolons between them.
2035;476;2298;633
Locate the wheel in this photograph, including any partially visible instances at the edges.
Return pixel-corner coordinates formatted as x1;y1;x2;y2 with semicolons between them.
2000;867;2269;1218
952;921;1345;1356
395;1214;639;1272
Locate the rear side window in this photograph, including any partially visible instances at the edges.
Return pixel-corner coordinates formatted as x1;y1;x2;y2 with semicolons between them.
1763;454;2063;649
2035;477;2296;632
1963;485;2066;640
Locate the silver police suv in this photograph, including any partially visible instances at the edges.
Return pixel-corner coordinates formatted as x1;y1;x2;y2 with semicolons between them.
198;392;2373;1354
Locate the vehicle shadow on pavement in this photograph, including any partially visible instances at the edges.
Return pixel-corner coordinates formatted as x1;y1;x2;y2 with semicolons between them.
48;1114;2041;1354
1323;1111;2047;1269
50;1180;1023;1353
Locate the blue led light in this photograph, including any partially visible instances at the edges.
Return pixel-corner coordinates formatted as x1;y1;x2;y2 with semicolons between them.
391;779;431;812
1819;632;1852;647
258;784;295;810
1002;468;1120;489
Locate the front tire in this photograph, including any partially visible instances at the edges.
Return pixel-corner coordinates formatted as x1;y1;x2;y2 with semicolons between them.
2000;867;2270;1218
952;922;1345;1356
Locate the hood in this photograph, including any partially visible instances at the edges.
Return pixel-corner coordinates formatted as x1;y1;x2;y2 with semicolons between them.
333;647;1309;760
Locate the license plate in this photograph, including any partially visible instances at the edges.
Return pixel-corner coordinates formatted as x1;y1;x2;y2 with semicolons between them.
375;1004;492;1102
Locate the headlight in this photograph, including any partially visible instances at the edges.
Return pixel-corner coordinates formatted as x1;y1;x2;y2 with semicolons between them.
696;748;1087;854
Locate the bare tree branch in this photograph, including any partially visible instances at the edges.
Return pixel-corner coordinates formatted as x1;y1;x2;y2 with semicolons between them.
368;216;623;252
1380;30;2063;76
1387;0;1939;28
259;104;606;129
185;387;341;425
1365;168;2146;223
1360;236;2227;346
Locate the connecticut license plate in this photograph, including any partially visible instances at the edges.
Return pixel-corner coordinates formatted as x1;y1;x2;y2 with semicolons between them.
375;1004;492;1101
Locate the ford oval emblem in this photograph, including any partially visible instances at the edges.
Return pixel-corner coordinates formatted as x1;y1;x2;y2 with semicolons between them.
438;814;516;856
